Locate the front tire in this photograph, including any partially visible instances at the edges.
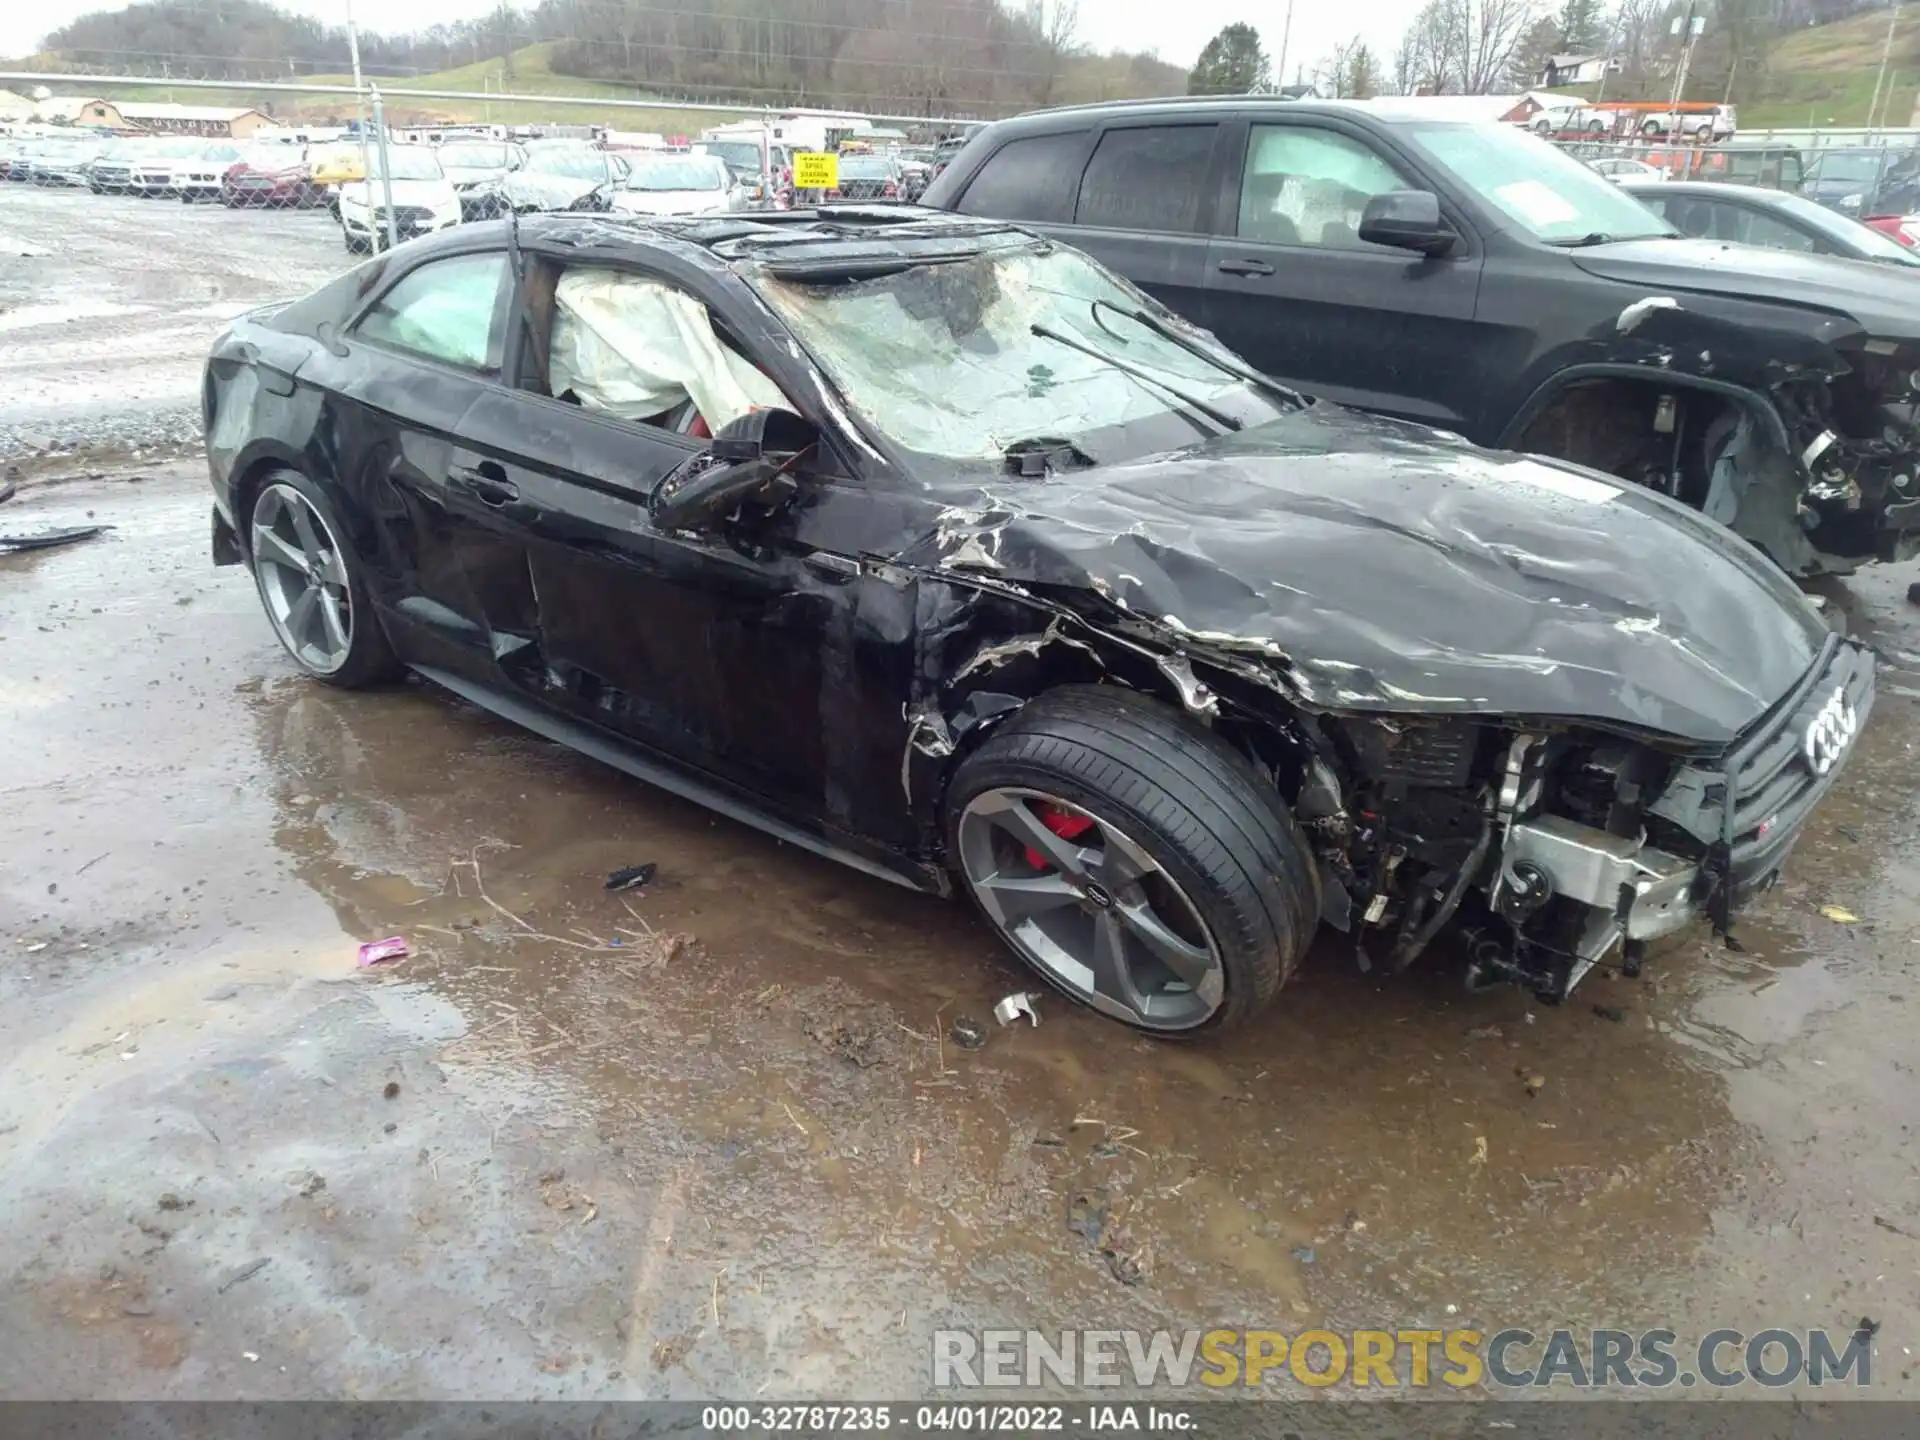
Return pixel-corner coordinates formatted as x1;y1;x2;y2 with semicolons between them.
246;468;401;688
945;685;1319;1036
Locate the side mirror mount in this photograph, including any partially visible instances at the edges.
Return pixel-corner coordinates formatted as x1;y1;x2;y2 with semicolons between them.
650;408;819;532
1358;190;1456;257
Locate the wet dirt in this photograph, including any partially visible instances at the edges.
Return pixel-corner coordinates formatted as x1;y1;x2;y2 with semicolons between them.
0;187;345;466
2;461;1915;1401
1;193;1918;1400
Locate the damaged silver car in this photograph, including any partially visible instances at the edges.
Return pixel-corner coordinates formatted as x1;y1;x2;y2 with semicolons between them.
203;211;1873;1036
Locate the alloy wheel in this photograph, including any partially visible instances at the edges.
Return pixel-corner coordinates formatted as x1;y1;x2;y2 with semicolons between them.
250;483;353;675
956;787;1225;1031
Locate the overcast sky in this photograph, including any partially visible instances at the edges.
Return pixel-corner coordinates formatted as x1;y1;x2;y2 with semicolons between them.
3;0;1428;92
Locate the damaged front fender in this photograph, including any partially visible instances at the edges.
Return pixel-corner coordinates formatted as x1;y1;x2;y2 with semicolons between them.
1506;278;1920;573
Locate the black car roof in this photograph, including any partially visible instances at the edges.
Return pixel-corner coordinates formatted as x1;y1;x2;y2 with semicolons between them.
967;95;1457;131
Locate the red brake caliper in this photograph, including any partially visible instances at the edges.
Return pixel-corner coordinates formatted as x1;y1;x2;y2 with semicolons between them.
1024;804;1096;871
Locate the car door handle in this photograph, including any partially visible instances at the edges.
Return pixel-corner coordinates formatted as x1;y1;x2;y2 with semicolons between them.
449;462;518;507
1217;257;1275;277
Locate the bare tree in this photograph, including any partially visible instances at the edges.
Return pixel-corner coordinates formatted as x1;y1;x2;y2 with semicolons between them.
1394;0;1539;96
1313;34;1380;98
1461;0;1540;93
1313;36;1363;97
1021;0;1083;105
1397;0;1464;94
1607;0;1669;94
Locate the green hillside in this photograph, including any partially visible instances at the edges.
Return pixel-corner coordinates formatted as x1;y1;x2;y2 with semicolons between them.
1739;8;1919;129
53;43;769;133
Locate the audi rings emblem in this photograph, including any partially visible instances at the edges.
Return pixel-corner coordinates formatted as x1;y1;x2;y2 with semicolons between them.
1803;686;1858;777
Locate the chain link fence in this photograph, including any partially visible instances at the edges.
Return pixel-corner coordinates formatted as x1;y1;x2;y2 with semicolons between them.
0;123;939;249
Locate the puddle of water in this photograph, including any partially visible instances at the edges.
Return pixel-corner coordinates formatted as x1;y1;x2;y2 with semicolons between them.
0;299;149;333
4;467;1918;1397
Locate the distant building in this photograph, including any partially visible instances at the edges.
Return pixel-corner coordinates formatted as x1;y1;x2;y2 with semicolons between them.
33;96;130;129
1540;53;1618;87
112;103;272;138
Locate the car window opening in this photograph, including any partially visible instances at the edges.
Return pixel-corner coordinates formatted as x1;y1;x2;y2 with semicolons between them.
542;266;789;440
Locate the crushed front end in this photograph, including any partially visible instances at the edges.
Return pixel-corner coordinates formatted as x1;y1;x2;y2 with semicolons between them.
1301;634;1874;1000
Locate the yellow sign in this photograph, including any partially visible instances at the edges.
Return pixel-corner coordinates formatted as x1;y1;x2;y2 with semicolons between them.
793;151;839;191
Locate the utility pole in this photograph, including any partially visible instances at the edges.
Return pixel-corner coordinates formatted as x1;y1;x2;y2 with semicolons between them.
1667;2;1704;132
1274;0;1294;95
371;85;397;251
344;0;373;218
1594;16;1620;106
1868;3;1902;134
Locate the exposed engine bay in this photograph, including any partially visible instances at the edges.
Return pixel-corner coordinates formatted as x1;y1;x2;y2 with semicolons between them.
1516;317;1920;578
1270;636;1873;1000
906;398;1880;1002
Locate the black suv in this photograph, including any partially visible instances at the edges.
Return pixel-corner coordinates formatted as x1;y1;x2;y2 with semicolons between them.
922;96;1920;576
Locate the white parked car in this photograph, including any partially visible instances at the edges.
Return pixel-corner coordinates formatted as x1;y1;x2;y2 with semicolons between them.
1637;105;1736;140
1530;104;1610;136
337;147;462;253
174;143;246;202
126;138;215;197
1589;157;1667;183
607;153;740;218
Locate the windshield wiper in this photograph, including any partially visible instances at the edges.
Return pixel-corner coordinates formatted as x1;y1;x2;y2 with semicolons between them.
1542;232;1642;247
1030;322;1242;436
1090;298;1303;408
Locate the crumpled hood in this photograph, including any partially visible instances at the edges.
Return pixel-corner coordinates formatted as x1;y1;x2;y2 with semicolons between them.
496;171;600;210
611;189;729;217
906;405;1827;745
1573;237;1920;340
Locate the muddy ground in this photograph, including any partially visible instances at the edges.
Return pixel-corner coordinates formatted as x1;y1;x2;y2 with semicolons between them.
0;186;344;464
1;185;1918;1403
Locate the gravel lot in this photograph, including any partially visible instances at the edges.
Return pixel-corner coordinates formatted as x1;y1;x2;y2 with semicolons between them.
0;186;347;465
2;185;1919;1404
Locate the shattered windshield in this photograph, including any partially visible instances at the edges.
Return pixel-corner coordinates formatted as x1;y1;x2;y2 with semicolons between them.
755;245;1289;464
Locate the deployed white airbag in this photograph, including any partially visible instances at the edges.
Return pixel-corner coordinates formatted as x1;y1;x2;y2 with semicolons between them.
550;268;784;428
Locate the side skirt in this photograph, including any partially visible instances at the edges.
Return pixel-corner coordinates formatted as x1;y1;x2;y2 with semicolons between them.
410;664;942;897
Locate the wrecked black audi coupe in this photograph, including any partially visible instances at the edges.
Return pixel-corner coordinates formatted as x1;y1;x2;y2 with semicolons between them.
204;210;1873;1035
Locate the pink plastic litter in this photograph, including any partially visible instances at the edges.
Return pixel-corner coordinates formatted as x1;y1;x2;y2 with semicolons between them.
357;937;410;968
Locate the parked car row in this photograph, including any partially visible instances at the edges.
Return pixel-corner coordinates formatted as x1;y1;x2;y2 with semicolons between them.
1530;102;1738;141
1571;135;1920;242
0;131;322;206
